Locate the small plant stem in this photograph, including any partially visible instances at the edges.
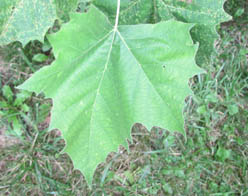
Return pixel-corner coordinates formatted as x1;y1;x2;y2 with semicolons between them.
30;132;39;153
114;0;120;31
0;185;10;189
20;112;39;152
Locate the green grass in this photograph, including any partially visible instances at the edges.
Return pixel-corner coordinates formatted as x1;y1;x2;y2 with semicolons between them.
0;1;248;195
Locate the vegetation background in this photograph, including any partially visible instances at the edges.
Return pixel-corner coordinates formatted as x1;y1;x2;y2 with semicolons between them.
0;0;247;195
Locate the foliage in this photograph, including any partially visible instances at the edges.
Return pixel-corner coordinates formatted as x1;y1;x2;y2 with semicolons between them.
0;85;30;136
93;0;231;64
18;5;203;184
224;0;248;22
0;0;232;187
0;0;82;46
0;0;56;46
54;0;79;22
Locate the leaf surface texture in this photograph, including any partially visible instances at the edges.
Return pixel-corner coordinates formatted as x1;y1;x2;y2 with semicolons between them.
0;0;56;46
93;0;231;64
54;0;79;21
18;6;202;184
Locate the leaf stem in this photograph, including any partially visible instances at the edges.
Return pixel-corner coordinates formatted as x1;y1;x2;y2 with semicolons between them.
114;0;120;31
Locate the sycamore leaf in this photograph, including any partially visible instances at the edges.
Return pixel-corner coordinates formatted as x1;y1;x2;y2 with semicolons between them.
0;0;18;33
18;5;203;185
54;0;79;22
156;0;232;64
93;0;232;64
0;0;56;46
93;0;153;24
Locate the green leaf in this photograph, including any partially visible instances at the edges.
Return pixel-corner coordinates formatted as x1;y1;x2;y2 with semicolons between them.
42;40;52;52
18;6;202;185
54;0;79;22
93;0;153;24
2;85;14;102
13;90;31;106
163;183;173;194
94;0;231;64
215;147;232;161
32;53;48;63
10;116;22;137
37;102;52;124
227;104;239;116
0;0;18;33
0;0;56;46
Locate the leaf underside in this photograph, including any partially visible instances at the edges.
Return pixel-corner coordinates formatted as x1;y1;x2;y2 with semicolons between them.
0;0;56;46
18;6;203;185
93;0;232;64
